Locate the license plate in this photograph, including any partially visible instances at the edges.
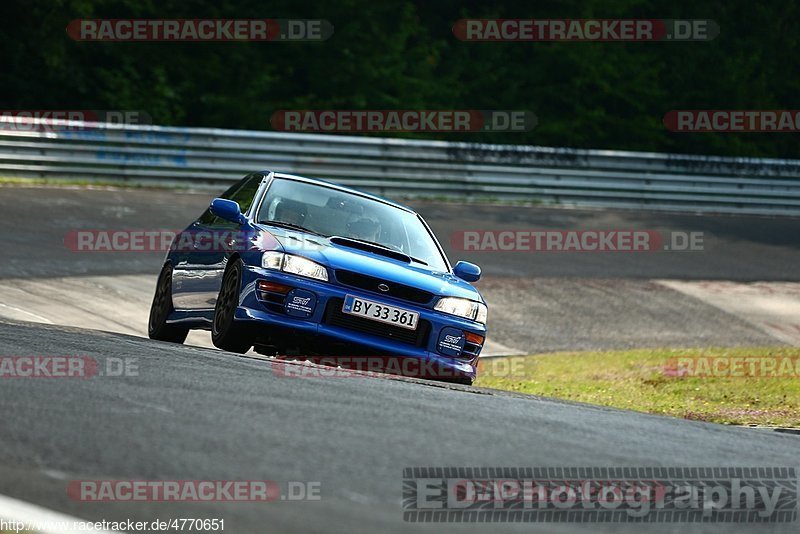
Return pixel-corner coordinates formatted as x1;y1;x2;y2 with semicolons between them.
342;295;419;330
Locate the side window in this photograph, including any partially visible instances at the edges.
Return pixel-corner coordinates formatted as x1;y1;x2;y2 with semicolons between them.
227;173;263;214
196;174;262;225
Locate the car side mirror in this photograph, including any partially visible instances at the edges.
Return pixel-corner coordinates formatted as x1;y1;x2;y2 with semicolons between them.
210;198;245;225
453;261;481;282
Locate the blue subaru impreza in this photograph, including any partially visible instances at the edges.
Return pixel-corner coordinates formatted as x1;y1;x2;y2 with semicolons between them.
148;171;487;384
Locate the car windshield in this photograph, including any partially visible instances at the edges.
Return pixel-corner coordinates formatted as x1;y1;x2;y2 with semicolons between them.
257;177;448;272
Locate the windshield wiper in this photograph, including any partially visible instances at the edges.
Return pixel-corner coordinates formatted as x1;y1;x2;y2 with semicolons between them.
261;220;328;237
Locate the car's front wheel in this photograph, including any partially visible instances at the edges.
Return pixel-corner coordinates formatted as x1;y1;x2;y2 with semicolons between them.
212;259;252;353
148;264;189;344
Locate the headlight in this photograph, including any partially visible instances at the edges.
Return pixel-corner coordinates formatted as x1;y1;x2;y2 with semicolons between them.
475;303;488;324
434;297;487;324
283;254;329;281
262;251;284;270
261;252;329;282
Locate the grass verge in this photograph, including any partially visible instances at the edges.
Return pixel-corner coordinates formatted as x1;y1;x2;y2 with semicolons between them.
475;347;800;427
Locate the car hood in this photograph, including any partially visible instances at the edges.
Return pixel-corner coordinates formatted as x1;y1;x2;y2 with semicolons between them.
255;225;483;302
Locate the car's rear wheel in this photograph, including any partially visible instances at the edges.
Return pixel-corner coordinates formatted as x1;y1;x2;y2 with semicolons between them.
212;259;252;353
148;264;189;343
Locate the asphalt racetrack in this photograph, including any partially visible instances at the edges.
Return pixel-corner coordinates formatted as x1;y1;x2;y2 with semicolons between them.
1;320;799;533
0;185;799;532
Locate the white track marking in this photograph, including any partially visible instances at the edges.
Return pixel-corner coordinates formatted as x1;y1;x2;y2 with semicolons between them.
0;302;53;324
480;338;524;357
657;280;800;346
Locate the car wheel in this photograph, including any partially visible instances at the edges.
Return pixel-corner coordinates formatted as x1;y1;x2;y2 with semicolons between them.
148;264;189;343
212;259;252;353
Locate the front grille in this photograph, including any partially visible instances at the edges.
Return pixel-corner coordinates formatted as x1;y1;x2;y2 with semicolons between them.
334;270;433;304
323;298;430;347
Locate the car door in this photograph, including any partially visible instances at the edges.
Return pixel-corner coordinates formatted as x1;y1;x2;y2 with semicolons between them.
171;173;264;311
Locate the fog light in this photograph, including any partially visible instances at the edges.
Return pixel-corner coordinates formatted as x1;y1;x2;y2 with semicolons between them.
258;280;292;294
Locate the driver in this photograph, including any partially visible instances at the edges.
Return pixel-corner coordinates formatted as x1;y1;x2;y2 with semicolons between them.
346;214;381;242
273;199;307;227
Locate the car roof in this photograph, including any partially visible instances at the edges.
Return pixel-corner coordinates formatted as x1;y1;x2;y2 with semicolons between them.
263;170;416;214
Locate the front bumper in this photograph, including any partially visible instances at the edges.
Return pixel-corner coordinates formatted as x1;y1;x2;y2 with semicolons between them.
236;265;486;381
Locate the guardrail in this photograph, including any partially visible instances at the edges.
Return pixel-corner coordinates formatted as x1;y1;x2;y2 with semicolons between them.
1;118;799;216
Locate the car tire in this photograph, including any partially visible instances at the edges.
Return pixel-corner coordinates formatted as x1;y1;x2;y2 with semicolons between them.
212;259;252;353
148;264;189;344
